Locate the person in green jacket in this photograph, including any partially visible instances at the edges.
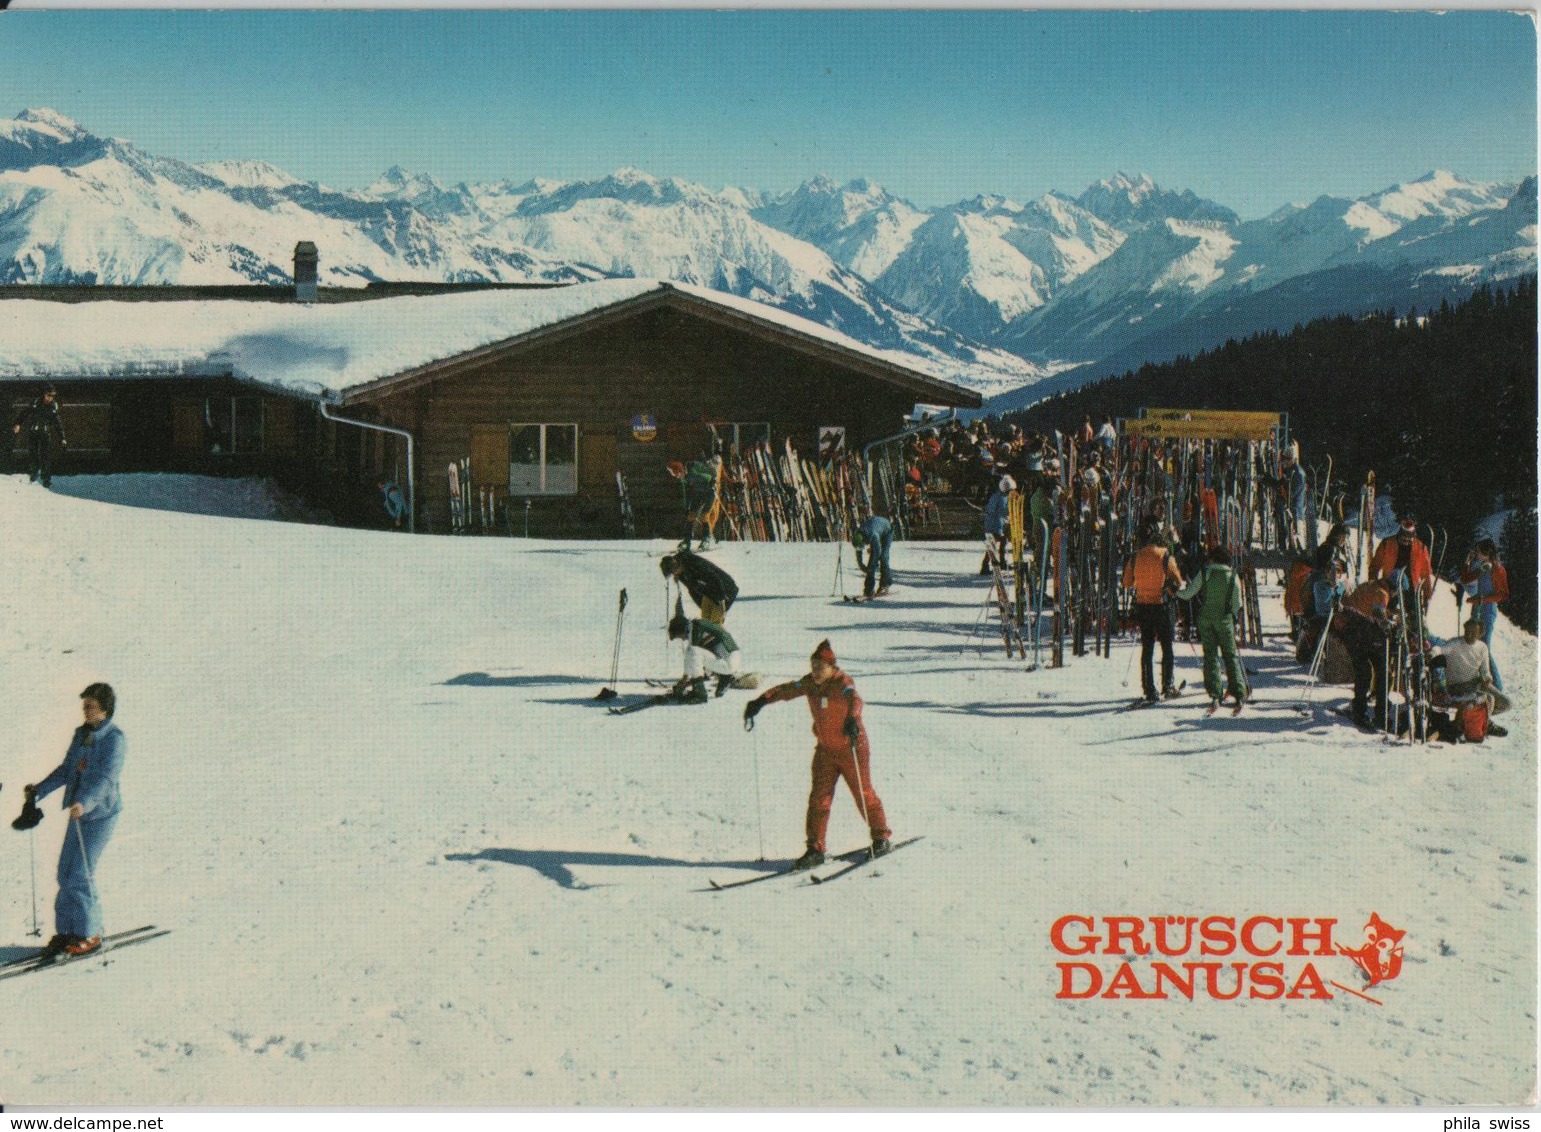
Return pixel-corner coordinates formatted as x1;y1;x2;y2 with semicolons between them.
1176;544;1249;713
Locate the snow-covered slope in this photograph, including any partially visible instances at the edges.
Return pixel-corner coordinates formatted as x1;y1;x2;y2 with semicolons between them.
0;476;1532;1105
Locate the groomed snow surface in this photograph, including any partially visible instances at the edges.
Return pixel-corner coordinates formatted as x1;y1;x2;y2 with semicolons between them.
0;476;1532;1107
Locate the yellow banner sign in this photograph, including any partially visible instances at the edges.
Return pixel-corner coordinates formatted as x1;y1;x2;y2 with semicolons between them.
1123;417;1279;441
1142;408;1281;427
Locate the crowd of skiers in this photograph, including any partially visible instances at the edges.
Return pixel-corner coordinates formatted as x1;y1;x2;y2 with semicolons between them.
1286;520;1511;741
941;408;1513;738
902;415;1116;505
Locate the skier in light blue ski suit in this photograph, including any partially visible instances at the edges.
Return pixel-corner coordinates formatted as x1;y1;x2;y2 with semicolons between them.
26;683;125;956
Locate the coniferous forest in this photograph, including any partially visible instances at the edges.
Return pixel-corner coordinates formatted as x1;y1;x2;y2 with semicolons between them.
1002;277;1538;631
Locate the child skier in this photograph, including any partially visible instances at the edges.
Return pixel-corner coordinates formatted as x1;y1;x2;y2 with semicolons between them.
742;640;892;869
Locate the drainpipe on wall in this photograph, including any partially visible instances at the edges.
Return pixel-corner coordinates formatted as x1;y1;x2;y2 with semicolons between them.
317;400;416;534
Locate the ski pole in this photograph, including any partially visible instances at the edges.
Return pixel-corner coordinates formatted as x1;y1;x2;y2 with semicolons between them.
750;728;766;862
847;736;876;860
1296;599;1338;711
596;588;628;701
72;815;101;933
27;823;39;938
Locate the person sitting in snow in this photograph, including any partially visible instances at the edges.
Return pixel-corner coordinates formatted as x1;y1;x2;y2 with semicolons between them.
742;639;892;869
1432;617;1510;737
659;548;738;625
667;613;748;703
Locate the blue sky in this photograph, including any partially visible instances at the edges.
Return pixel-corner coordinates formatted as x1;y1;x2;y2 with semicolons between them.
0;10;1533;218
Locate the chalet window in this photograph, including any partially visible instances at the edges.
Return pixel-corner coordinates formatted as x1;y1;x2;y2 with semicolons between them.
205;395;263;455
509;423;577;496
708;421;771;456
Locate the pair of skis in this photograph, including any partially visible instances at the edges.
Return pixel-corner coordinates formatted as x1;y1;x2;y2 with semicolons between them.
0;924;170;984
703;837;923;891
607;691;683;715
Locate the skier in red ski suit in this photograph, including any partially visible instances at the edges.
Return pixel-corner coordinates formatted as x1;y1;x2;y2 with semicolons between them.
743;639;892;870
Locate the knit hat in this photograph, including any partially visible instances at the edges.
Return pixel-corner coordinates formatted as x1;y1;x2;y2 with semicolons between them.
668;613;690;641
999;476;1016;493
811;639;837;666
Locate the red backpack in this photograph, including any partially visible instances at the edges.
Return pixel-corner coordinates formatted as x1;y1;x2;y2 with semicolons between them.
1458;702;1489;743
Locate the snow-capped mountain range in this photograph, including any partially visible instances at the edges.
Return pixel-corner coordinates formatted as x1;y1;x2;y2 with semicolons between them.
0;107;1533;403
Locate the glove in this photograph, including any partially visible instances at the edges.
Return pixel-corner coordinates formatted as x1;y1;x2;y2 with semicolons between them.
743;697;764;731
13;786;41;832
843;715;860;742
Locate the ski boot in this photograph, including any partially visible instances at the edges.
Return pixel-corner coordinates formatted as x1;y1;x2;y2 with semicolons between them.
871;838;892;858
713;674;735;698
671;678;708;705
792;847;826;871
64;935;101;957
1162;685;1183;700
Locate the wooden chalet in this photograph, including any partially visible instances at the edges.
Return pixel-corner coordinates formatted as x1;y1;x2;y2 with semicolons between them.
0;262;981;536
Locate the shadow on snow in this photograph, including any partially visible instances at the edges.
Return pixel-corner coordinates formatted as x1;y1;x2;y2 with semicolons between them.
445;847;788;889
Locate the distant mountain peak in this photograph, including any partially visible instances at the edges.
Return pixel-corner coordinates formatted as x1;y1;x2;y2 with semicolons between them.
608;165;660;185
1096;171;1158;196
1077;172;1239;230
197;158;304;191
15;107;86;136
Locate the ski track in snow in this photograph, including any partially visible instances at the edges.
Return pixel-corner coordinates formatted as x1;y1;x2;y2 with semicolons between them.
0;476;1531;1106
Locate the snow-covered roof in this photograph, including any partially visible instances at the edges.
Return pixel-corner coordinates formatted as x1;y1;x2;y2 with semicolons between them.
0;279;980;406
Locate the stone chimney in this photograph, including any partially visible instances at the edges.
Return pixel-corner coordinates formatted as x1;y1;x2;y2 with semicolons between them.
293;241;318;303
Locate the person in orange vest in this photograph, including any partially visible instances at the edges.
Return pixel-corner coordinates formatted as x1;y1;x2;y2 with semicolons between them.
1368;516;1434;606
742;639;892;869
1122;529;1186;704
1339;577;1397;730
